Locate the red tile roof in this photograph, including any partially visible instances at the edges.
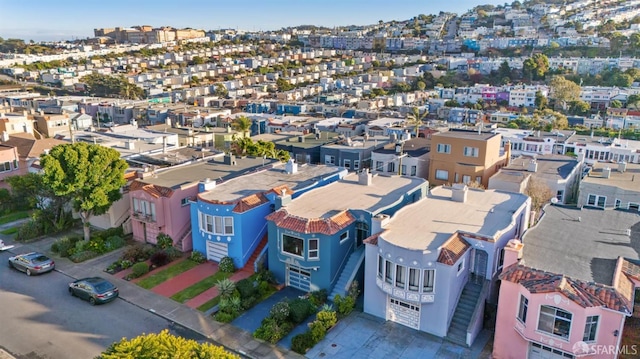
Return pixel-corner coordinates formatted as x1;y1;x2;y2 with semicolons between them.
364;231;385;245
129;180;174;198
437;233;471;265
500;265;632;314
266;209;355;235
232;193;269;213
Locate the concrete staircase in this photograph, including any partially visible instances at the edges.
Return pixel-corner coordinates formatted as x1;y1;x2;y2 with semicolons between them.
241;234;268;273
445;281;483;346
329;246;365;301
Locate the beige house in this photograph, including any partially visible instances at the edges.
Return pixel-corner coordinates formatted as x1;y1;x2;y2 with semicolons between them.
429;129;509;188
33;112;71;138
577;161;640;211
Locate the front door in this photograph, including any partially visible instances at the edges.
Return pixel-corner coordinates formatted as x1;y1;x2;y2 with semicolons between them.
355;221;369;248
472;249;488;283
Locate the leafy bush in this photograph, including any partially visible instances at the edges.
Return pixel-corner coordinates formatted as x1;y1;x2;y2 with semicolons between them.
105;235;126;250
256;269;276;284
309;320;328;342
269;300;290;324
219;256;235;273
86;237;107;254
189;250;206;263
150;251;170;267
216;278;236;299
96;226;124;239
291;331;315;354
69;250;99;263
241;296;257;311
98;329;239;359
289;298;316;324
219;296;242;314
130;262;149;278
236;278;257;298
156;233;173;250
122;244;149;263
213;311;236;323
334;294;355;317
258;280;270;296
164;247;182;261
15;219;44;241
316;309;337;329
51;236;83;257
253;317;293;344
119;259;133;269
309;289;328;307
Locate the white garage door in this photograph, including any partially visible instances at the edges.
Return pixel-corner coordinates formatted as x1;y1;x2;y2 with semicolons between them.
287;265;311;292
387;297;420;330
529;342;574;359
206;241;228;262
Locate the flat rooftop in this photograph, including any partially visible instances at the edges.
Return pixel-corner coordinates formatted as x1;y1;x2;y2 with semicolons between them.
139;155;278;190
433;129;498;141
505;155;579;180
522;205;640;285
285;173;426;218
381;187;528;251
199;164;345;202
582;162;640;191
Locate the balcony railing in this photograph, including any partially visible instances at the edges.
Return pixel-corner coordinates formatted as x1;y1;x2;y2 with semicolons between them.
375;277;434;303
133;212;156;223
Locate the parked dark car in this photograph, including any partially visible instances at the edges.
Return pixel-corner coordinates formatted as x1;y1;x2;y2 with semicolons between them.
69;277;119;305
8;252;55;276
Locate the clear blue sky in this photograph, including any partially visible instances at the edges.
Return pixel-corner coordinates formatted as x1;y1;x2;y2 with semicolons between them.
0;0;508;42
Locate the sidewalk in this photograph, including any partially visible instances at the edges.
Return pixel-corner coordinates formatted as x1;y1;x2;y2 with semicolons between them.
1;230;302;359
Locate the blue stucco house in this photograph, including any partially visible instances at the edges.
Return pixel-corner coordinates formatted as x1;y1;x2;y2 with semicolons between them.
265;171;428;299
191;160;347;271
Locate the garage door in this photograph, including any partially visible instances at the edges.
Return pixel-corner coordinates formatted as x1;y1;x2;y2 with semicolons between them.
388;297;420;330
529;342;574;359
206;241;228;262
287;265;311;292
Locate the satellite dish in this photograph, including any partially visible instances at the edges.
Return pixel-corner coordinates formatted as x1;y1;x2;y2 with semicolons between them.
550;198;559;204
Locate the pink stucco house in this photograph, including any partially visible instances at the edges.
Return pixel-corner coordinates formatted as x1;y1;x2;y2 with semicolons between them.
0;144;20;188
493;205;640;359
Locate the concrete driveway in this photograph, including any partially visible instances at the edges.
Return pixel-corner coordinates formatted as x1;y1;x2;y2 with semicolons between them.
306;312;492;359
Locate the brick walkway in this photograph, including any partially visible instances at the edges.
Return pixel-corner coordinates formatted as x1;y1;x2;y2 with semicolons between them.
185;268;254;309
151;261;219;297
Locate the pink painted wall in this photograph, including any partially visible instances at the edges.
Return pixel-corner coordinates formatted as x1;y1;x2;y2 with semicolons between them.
494;280;626;359
0;146;21;187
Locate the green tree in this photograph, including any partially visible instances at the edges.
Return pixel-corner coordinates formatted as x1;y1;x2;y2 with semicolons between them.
215;83;228;98
98;329;239;359
192;56;206;65
627;94;640;109
549;76;581;110
569;100;591;116
40;143;128;241
610;100;623;109
523;53;549;81
231;116;252;137
534;90;548;110
276;78;293;91
406;107;427;137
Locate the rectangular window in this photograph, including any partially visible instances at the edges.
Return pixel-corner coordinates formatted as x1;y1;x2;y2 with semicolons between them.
423;269;434;292
435;169;449;181
401;164;407;175
463;146;479;157
408;268;419;291
325;155;335;164
387;162;395;173
375;161;383;171
214;216;223;235
615;199;621;208
538;305;572;339
583;316;598;342
457;259;465;274
282;234;304;257
308;238;319;259
597;196;606;208
181;197;190;206
343;159;351;169
462;175;471;184
385;260;393;284
340;231;349;244
475;176;482;184
410;165;417;176
12;160;18;170
497;248;505;270
630;203;640;211
0;161;11;172
223;217;233;235
377;255;383;279
395;265;405;289
556;190;564;202
518;295;528;323
436;143;451;154
354;160;360;170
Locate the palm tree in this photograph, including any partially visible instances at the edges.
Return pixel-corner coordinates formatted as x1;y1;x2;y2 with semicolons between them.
231;116;252;138
406;107;427;138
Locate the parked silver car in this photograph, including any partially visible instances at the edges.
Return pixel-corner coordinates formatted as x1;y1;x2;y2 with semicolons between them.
8;252;55;276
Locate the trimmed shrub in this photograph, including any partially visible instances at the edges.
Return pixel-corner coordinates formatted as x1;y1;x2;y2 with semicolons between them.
150;251;170;267
130;262;149;278
219;296;242;314
164;247;182;261
16;220;44;242
269;300;290;324
309;320;328;342
309;289;328;307
236;278;257;298
189;250;206;263
122;244;149;263
51;236;83;257
291;331;315;354
289;298;316;324
334;294;355;317
105;235;126;251
69;250;99;263
253;317;293;344
96;226;124;239
213;311;236;323
156;233;173;250
86;237;107;254
219;256;235;273
316;309;337;329
241;296;257;311
256;269;276;284
258;280;270;296
119;259;133;269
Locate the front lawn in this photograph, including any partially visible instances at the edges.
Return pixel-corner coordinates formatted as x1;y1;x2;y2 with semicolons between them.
137;259;200;289
0;211;30;225
171;271;232;304
0;227;18;235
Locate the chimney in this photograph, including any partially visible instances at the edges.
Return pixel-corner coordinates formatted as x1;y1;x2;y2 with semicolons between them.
285;158;298;174
298;135;305;142
371;213;390;234
275;188;292;209
198;178;216;193
503;239;524;268
602;167;611;179
0;131;8;142
223;154;236;165
358;169;373;186
504;141;511;165
527;159;538;172
162;136;167;153
126;141;135;150
618;161;627;173
451;183;468;203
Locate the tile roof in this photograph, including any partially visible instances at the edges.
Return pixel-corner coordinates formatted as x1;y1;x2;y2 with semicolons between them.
363;231;385;245
437;233;471;265
232;193;269;213
500;265;632;314
266;209;355;235
3;133;66;159
129;180;174;198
